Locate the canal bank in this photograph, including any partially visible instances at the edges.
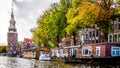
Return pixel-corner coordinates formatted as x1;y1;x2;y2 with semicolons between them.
64;57;120;65
0;56;120;68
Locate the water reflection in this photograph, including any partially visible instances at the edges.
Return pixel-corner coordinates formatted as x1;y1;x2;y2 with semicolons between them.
0;56;119;68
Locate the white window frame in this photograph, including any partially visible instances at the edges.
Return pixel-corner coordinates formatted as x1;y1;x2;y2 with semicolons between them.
108;35;113;43
96;47;100;56
82;47;92;56
111;47;120;56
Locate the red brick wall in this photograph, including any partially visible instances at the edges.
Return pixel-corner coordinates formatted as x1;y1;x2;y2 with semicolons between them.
76;48;82;58
7;33;18;56
100;44;106;58
76;44;107;58
77;45;92;58
92;44;106;58
76;43;120;58
106;43;120;57
24;38;33;43
106;44;111;57
92;45;96;56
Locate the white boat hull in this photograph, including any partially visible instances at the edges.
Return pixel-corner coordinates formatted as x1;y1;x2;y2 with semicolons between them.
39;57;51;61
39;54;51;61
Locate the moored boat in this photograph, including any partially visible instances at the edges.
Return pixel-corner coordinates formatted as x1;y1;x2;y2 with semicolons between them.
39;51;51;61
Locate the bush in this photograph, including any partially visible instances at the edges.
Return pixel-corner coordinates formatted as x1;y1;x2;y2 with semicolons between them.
0;46;7;53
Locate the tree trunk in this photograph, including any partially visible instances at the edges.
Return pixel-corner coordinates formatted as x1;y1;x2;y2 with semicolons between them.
57;35;60;43
73;32;76;45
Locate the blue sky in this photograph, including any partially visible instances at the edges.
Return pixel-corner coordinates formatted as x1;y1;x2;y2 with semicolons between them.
0;0;59;45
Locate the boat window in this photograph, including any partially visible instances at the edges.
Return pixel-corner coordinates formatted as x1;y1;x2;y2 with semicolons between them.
82;47;92;56
112;47;120;56
32;51;35;56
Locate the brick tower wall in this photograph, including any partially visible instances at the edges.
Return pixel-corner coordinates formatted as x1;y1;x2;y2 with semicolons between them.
7;32;18;57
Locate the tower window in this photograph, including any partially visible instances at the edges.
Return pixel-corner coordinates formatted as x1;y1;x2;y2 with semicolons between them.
9;29;16;32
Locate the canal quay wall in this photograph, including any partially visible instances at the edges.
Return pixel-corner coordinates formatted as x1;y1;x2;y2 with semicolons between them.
2;54;119;65
64;57;120;65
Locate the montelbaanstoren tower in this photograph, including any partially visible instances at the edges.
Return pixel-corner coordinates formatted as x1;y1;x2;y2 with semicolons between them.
7;1;18;57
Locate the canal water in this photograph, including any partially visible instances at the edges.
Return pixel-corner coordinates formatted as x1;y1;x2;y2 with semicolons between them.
0;56;119;68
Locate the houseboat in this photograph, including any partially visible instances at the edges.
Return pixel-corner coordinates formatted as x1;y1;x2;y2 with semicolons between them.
51;48;65;58
22;48;38;59
22;46;51;59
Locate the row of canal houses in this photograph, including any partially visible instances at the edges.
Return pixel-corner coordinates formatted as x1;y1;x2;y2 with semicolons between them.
52;20;120;58
21;21;120;59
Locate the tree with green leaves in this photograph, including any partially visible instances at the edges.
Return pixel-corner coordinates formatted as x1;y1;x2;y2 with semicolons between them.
32;0;72;47
0;46;7;53
2;46;7;53
0;46;2;53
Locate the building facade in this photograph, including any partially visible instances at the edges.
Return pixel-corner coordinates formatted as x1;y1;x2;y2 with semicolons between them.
108;21;120;43
51;21;120;58
7;8;18;57
76;21;120;58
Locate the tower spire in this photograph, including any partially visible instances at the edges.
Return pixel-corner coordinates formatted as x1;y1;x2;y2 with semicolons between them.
11;0;14;19
8;0;17;32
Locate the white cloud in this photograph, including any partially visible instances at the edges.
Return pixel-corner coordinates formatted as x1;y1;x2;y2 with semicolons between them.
0;0;59;45
0;0;11;45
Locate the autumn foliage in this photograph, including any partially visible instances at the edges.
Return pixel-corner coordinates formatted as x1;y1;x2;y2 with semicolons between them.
32;0;120;47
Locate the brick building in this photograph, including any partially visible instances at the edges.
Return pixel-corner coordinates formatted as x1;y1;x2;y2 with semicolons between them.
76;21;120;58
7;7;18;57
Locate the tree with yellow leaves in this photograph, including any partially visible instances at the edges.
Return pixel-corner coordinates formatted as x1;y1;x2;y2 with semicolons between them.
66;0;120;42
